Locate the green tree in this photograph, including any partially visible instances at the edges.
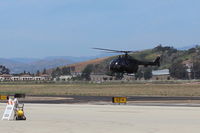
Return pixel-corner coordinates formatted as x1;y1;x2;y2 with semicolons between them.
143;67;152;80
114;72;124;80
51;67;62;78
191;60;200;79
61;67;71;75
135;67;152;80
81;64;94;80
23;70;26;74
0;65;10;74
42;68;47;74
135;68;143;80
169;61;188;79
36;70;40;76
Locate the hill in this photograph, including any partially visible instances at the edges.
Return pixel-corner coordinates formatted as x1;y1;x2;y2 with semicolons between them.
55;45;200;75
0;58;74;74
48;57;109;74
2;45;199;75
66;57;109;73
0;54;115;74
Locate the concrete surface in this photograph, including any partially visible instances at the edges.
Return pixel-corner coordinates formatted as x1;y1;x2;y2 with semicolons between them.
1;103;200;133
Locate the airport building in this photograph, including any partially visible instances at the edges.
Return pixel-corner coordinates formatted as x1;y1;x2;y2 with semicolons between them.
0;74;51;81
90;69;175;82
151;69;171;80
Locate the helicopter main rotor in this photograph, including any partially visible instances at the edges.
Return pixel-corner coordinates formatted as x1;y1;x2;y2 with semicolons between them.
93;48;133;55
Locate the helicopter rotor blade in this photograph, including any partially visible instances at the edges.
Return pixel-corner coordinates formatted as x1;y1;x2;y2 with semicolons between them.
93;48;133;54
93;48;122;52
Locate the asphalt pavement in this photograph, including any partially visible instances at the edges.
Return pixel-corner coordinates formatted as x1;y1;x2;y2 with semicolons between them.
1;95;200;107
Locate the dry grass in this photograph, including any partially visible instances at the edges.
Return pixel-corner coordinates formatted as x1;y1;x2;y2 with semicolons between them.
0;83;200;96
47;57;108;74
66;57;108;73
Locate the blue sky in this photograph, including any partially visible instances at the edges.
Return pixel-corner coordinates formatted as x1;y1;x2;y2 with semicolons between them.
0;0;200;58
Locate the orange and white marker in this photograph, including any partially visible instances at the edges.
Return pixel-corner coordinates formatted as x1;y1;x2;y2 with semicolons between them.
2;98;17;120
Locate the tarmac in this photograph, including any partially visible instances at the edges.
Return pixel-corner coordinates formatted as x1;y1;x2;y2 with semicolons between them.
1;103;200;133
3;95;200;104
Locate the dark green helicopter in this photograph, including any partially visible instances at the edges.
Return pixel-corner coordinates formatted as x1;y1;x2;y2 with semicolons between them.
94;48;160;74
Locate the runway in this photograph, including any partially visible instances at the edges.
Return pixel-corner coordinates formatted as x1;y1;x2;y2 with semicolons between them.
1;103;200;133
0;95;199;108
2;95;200;105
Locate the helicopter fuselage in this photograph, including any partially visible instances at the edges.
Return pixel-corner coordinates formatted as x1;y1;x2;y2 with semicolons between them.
109;55;160;74
109;55;139;73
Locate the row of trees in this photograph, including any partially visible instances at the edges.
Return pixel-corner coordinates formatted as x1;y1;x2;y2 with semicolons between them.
80;64;153;81
81;60;200;81
169;61;188;79
169;60;200;80
191;61;200;79
51;63;155;81
135;67;153;80
51;66;75;78
0;65;49;77
51;64;109;81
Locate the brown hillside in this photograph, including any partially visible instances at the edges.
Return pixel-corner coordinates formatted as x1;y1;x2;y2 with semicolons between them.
48;57;108;74
67;57;108;73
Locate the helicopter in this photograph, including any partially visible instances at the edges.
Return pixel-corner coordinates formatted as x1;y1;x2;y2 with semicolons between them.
93;48;160;74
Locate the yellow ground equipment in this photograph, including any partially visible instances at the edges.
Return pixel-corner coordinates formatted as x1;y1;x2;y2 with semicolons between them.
112;97;127;104
0;95;8;100
14;103;26;120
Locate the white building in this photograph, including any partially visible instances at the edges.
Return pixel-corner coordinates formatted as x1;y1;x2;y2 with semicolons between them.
0;74;52;81
19;74;33;81
59;75;73;81
11;76;20;81
152;69;171;80
0;74;12;81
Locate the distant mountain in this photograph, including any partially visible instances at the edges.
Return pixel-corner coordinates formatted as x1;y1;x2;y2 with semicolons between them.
44;56;92;63
10;58;40;64
45;53;118;63
0;58;24;73
29;58;74;73
0;53;116;74
0;58;73;74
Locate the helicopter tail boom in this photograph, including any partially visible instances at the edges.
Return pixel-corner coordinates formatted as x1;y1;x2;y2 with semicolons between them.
153;56;160;66
141;56;160;67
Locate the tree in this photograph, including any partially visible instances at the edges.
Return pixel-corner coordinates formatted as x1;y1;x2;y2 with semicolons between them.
81;64;94;80
61;67;71;75
135;68;143;80
23;70;26;74
143;67;152;80
135;67;152;80
0;65;10;74
191;60;200;79
36;70;40;76
169;61;188;79
51;67;62;78
114;72;124;80
153;44;177;54
42;68;47;74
